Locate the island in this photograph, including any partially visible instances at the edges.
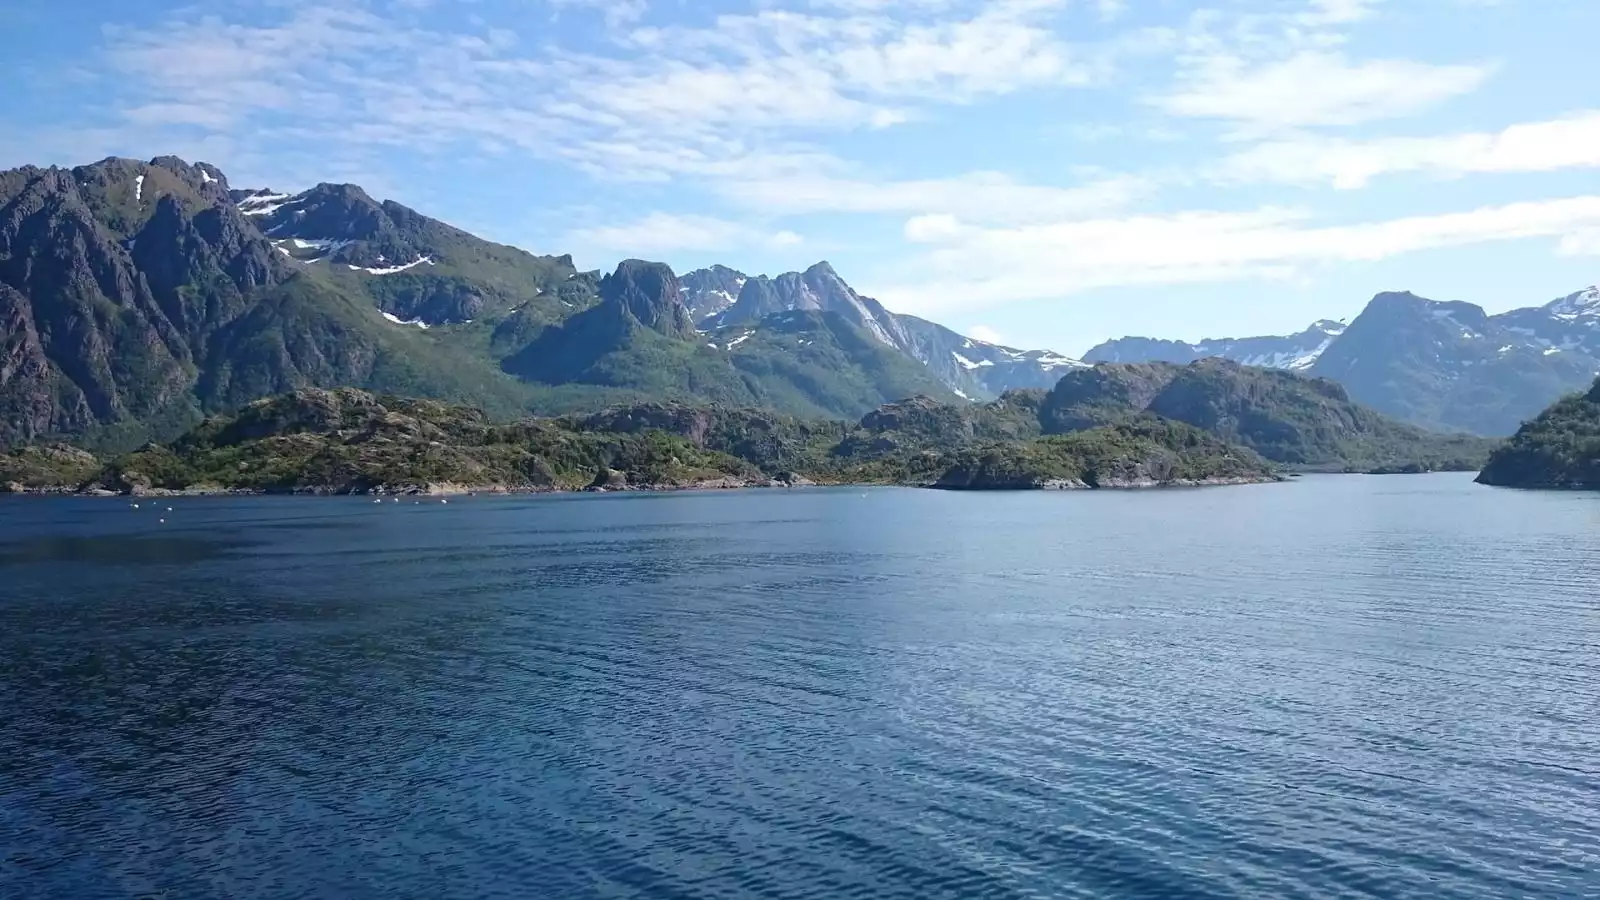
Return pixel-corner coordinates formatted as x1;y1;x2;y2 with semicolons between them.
1476;377;1600;489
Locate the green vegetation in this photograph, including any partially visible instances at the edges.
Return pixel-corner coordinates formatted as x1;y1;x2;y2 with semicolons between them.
1476;379;1600;489
1040;359;1496;472
0;445;101;492
8;386;1278;495
933;418;1275;490
92;390;762;494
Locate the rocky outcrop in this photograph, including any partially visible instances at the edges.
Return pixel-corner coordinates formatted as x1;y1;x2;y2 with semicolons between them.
597;259;696;338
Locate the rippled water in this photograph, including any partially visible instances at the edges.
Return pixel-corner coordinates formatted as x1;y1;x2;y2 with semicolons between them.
2;475;1599;899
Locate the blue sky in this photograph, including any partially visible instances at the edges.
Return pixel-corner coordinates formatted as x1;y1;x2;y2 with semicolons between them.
3;0;1598;354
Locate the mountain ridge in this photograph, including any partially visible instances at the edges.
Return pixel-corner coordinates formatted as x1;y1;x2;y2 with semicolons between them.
679;262;1086;401
1083;287;1600;435
0;155;987;449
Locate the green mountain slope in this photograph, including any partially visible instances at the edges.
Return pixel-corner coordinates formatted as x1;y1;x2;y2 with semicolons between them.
0;156;971;450
1476;378;1600;489
1039;359;1495;471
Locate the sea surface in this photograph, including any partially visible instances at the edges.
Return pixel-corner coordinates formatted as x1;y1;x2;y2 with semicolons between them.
2;474;1598;899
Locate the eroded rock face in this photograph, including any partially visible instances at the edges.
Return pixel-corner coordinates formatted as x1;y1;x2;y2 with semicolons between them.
598;260;695;339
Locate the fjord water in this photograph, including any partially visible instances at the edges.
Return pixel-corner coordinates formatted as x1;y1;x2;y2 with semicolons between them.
2;477;1598;899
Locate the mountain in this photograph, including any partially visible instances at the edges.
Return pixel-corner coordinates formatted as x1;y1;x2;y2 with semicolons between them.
0;155;974;450
0;156;558;450
1309;289;1600;436
231;181;592;325
1084;320;1346;370
679;264;747;321
1039;359;1495;471
680;263;1085;400
1083;288;1600;436
1476;377;1600;489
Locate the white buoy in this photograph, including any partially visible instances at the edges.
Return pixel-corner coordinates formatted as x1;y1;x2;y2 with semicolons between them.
158;518;165;524
131;503;140;509
441;498;449;504
165;507;173;512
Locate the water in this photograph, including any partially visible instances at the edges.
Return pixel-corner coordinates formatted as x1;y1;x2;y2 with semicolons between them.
2;475;1598;899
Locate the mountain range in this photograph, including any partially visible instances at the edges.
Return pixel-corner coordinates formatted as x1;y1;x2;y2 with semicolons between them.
1;153;1591;451
0;155;1084;450
1085;288;1600;435
678;260;1085;400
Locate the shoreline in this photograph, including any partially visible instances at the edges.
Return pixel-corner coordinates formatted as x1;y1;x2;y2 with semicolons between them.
3;473;1299;498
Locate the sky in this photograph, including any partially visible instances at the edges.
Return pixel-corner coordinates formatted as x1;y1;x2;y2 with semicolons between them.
2;0;1598;355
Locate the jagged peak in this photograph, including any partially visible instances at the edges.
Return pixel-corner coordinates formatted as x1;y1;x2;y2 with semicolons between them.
1545;285;1600;319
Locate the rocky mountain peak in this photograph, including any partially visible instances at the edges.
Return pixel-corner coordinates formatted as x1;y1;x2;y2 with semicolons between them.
598;259;694;338
1546;286;1600;319
680;264;750;321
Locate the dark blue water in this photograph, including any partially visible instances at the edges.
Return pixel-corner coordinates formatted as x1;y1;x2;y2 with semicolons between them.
2;475;1598;899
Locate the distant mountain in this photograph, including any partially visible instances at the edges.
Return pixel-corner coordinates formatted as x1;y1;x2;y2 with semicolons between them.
1476;376;1600;489
1039;359;1494;471
679;264;747;321
1084;320;1346;371
679;263;1086;400
1083;288;1600;436
1309;289;1600;436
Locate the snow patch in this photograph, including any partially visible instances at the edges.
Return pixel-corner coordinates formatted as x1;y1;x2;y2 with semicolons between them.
292;238;353;253
726;332;754;349
200;170;217;185
348;256;434;275
1545;347;1562;355
275;245;293;258
951;351;993;370
1547;286;1600;319
237;192;295;216
1032;352;1085;371
381;311;430;329
134;174;145;203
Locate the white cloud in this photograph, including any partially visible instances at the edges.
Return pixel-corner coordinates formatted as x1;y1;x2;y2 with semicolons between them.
723;171;1153;224
566;212;805;254
966;324;1005;343
548;0;649;29
869;196;1600;314
1217;111;1600;188
86;0;1090;187
1156;51;1491;130
1557;230;1600;258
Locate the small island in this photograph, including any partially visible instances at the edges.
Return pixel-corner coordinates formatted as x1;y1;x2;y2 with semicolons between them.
1476;377;1600;489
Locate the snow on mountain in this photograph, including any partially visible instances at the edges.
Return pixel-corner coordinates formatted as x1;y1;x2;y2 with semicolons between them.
1544;285;1600;321
1084;320;1346;372
680;265;749;322
234;189;296;217
680;264;1087;400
